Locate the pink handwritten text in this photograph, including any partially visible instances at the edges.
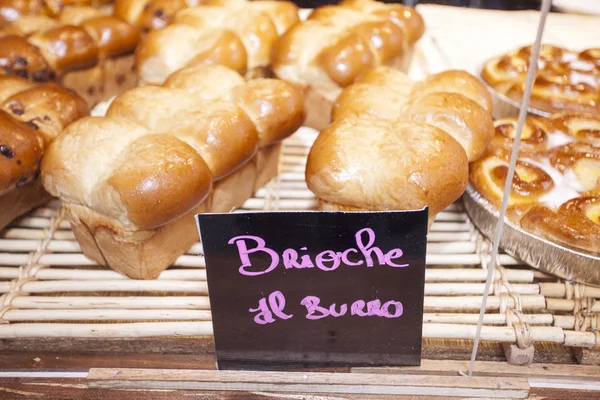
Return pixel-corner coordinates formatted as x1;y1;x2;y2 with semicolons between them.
229;228;409;277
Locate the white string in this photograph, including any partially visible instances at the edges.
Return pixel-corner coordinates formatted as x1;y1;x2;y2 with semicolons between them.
465;0;553;377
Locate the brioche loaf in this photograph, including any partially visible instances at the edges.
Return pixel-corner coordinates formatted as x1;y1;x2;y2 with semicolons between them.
307;67;493;226
130;0;299;85
42;64;304;279
0;74;89;229
272;0;424;130
0;4;141;106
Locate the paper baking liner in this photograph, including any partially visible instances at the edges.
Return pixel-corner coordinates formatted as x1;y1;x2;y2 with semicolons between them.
477;64;551;120
463;184;600;287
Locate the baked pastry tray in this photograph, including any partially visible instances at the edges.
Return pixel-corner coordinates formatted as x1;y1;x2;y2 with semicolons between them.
464;184;600;287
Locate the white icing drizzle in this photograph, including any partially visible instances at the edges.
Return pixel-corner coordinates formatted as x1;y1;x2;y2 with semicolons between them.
517;129;585;210
546;129;574;148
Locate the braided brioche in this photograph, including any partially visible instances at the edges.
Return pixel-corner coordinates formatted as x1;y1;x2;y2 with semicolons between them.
0;74;88;229
0;4;141;106
307;67;493;226
272;0;424;130
0;0;113;25
482;45;600;115
133;0;299;85
470;112;600;254
42;64;304;279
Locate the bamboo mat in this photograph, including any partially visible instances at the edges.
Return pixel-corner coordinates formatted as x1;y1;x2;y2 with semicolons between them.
0;127;598;358
0;5;599;361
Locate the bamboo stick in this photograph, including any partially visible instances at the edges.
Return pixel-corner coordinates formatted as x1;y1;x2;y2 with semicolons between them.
0;322;214;338
0;266;532;283
423;313;553;325
0;252;518;267
546;298;600;312
424;295;546;310
0;322;568;344
9;217;70;229
2;309;213;322
540;282;600;299
0;228;75;240
563;331;597;347
254;188;316;199
425;268;534;283
423;323;564;343
424;283;538;295
0;236;476;254
0;267;207;281
0;280;207;294
10;296;210;309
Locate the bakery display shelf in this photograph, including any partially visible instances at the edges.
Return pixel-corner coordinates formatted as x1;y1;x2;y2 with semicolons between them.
0;127;598;366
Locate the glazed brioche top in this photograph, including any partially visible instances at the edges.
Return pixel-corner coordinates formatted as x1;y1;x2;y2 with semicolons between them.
272;0;425;92
0;4;140;80
481;44;600;115
306;67;493;216
0;0;114;25
0;74;89;197
41;64;304;231
134;0;299;85
115;0;299;34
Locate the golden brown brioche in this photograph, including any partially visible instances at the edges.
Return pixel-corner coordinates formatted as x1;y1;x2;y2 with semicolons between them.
409;70;493;113
0;74;88;228
470;147;555;218
306;117;468;226
406;92;494;162
552;113;600;146
272;0;424;130
42;64;304;279
491;116;555;153
469;113;600;254
0;0;112;25
332;67;494;162
481;44;600;115
520;197;600;254
134;0;298;85
0;5;141;106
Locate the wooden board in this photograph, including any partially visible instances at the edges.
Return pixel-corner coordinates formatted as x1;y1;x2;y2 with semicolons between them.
86;368;530;398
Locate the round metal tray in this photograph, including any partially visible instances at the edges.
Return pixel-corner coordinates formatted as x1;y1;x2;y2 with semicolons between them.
463;184;600;287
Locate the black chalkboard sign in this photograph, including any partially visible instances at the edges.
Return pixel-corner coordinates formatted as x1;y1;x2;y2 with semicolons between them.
196;209;428;370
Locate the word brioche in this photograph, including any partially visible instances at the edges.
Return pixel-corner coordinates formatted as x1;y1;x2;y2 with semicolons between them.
272;0;425;130
0;74;89;229
132;0;299;84
0;3;141;106
470;113;600;254
41;64;304;279
482;44;600;115
306;68;494;227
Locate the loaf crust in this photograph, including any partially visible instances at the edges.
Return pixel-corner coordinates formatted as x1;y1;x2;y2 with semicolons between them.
42;64;304;279
0;74;89;229
131;0;299;85
272;0;424;130
0;4;141;106
307;67;494;225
